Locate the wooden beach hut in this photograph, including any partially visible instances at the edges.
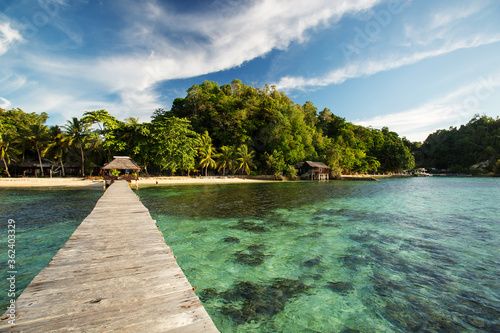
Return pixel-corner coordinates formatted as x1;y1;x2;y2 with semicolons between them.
297;161;331;180
101;156;141;180
18;158;54;176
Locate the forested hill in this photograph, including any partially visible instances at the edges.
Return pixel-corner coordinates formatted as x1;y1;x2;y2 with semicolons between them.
152;79;415;175
1;79;417;177
414;115;500;173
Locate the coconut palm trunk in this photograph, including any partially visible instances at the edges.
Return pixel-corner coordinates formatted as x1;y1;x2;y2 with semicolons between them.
2;157;11;177
37;148;44;176
80;145;85;176
60;159;65;176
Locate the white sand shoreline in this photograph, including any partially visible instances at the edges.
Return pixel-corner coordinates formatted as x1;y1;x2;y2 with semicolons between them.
0;177;272;188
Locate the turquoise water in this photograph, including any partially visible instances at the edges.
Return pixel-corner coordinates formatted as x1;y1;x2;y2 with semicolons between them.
0;187;102;310
137;178;500;332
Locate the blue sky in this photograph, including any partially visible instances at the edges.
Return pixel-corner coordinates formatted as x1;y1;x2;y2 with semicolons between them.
1;0;499;141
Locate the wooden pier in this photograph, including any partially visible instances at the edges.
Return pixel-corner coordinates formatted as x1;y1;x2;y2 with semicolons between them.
0;180;218;332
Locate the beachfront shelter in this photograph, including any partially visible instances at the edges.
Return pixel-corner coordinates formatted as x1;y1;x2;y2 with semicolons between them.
297;161;331;180
18;158;54;176
101;156;141;180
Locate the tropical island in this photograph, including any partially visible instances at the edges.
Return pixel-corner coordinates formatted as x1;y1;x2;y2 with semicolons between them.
1;79;499;179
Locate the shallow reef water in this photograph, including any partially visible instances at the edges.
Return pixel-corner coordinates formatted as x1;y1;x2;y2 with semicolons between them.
0;187;102;310
136;178;499;332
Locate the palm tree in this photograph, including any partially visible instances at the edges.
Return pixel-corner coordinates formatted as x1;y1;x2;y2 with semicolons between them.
119;117;142;146
217;146;236;176
198;132;218;176
199;145;218;176
125;117;140;125
23;123;50;176
86;134;107;173
0;132;20;177
236;144;255;175
46;126;69;176
64;117;89;176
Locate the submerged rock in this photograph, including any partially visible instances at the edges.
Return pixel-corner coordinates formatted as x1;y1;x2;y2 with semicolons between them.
247;244;267;251
230;220;267;233
299;273;323;281
302;257;321;268
300;232;323;238
326;281;353;294
192;227;208;234
322;221;342;228
339;254;369;271
348;229;379;243
220;278;309;325
197;288;219;302
234;251;265;266
234;244;270;266
341;328;361;333
223;236;240;243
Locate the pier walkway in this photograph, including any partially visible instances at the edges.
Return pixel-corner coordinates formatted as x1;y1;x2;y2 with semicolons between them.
0;180;218;332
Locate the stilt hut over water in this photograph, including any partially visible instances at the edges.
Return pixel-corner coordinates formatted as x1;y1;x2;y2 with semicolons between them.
101;156;141;180
297;161;331;180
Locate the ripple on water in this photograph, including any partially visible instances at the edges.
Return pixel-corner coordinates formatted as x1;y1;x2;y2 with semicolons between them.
137;179;500;332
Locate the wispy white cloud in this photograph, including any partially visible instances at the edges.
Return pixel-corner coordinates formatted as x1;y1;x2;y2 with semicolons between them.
355;73;500;141
274;34;500;91
428;1;487;30
5;0;382;120
0;70;27;94
404;1;492;47
0;97;12;109
0;21;22;56
274;0;500;91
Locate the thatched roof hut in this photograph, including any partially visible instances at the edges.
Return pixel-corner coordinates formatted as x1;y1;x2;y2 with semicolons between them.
102;156;141;171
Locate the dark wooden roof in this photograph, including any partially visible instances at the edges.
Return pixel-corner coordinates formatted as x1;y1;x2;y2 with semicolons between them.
101;156;141;170
18;158;54;168
303;161;330;169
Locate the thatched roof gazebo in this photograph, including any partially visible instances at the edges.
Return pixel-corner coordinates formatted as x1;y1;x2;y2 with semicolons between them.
101;156;141;180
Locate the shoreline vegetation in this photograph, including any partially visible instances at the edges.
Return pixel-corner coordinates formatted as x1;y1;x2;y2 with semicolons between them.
1;80;499;179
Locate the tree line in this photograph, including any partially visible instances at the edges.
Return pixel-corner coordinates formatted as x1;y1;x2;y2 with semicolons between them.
1;79;418;177
414;114;500;174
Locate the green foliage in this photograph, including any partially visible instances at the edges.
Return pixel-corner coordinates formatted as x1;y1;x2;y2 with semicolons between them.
198;131;218;176
317;114;413;173
64;117;90;176
264;150;286;175
147;117;199;175
236;144;256;175
45;126;69;176
6;80;474;177
217;146;237;175
0;131;20;177
493;160;500;175
417;115;500;171
284;165;298;179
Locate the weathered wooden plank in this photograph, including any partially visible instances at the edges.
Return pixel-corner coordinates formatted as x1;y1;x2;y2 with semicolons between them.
0;180;218;332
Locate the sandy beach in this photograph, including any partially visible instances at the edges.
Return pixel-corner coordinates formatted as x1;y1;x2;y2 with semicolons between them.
0;177;271;188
